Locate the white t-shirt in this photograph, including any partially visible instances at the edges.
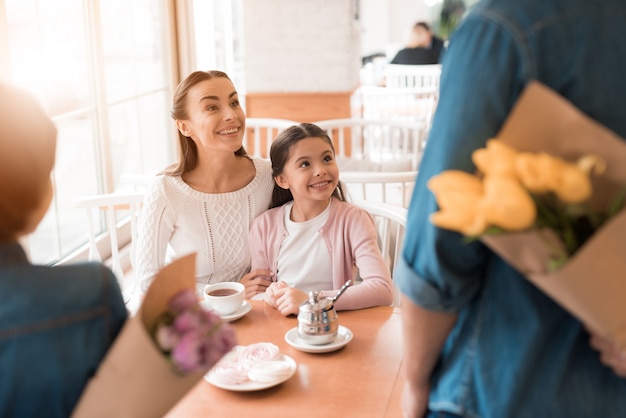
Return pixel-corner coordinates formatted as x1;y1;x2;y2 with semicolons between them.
276;200;333;293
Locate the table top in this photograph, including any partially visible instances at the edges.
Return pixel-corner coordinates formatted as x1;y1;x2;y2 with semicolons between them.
165;300;404;418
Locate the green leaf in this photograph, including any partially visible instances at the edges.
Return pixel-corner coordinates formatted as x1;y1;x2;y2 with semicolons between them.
548;254;569;272
608;187;626;218
484;226;506;235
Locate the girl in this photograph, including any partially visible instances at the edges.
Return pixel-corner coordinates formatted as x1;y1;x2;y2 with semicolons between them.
248;123;393;315
134;71;274;298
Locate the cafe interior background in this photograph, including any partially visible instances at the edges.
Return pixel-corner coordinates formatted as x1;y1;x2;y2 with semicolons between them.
0;0;474;291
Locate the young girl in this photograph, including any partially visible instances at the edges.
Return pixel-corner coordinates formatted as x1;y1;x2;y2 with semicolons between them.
248;123;393;316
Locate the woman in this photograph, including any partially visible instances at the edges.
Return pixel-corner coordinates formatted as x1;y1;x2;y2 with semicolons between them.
134;70;274;298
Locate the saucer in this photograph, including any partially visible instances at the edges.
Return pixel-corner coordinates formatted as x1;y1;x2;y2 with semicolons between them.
205;347;297;392
284;325;353;353
201;300;251;322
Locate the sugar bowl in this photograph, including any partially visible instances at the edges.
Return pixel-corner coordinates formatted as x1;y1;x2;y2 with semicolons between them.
297;280;351;345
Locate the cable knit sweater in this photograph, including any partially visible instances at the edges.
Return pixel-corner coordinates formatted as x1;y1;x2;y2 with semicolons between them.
249;197;393;310
133;158;273;291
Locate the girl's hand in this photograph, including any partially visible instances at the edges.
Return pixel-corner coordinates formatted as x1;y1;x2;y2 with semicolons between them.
273;285;308;316
263;281;288;308
589;331;626;378
240;269;274;299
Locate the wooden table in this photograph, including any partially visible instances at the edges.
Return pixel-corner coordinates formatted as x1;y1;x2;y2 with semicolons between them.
165;300;404;418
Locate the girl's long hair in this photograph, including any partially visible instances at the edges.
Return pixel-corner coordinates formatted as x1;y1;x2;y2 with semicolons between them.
269;123;346;209
163;70;248;176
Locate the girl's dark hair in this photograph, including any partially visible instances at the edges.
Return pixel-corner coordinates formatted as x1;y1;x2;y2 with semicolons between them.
163;70;248;176
269;123;346;209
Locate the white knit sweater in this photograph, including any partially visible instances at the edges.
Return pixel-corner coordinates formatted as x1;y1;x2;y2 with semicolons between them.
133;158;274;292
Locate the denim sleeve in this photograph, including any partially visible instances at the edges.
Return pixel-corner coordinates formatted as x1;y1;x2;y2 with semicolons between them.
101;266;128;342
396;12;530;313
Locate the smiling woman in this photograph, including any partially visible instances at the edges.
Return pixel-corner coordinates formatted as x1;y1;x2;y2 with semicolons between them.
133;70;276;300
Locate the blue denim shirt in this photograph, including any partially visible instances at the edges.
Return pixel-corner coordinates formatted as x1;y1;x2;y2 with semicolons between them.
0;243;127;417
396;0;626;416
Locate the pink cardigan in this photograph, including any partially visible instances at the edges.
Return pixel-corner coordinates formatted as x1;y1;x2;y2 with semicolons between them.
248;198;393;310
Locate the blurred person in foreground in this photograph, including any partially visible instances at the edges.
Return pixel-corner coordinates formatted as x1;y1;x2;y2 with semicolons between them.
396;1;626;417
0;83;127;417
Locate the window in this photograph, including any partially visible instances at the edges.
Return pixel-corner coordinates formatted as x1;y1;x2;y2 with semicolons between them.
2;0;177;264
190;0;245;92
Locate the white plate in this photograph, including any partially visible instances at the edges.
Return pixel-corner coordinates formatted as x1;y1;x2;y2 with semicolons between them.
201;300;251;322
205;351;297;392
284;325;353;353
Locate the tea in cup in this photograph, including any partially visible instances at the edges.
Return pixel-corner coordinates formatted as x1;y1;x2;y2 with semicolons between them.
203;282;245;316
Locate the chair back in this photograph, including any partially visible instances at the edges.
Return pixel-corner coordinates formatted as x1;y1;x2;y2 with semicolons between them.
341;170;417;208
315;118;428;172
244;118;298;158
384;63;442;89
353;200;408;307
74;192;145;301
353;85;438;128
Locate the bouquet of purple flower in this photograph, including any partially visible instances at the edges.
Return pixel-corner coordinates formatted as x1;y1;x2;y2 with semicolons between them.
72;254;237;418
154;288;236;374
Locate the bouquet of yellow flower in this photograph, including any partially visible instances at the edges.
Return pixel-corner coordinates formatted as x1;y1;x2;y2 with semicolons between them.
72;254;236;418
429;140;619;270
428;82;626;349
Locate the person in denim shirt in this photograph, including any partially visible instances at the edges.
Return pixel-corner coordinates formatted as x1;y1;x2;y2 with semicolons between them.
0;84;128;417
396;0;626;417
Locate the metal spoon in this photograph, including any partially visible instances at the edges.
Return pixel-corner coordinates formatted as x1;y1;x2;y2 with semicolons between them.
332;280;352;303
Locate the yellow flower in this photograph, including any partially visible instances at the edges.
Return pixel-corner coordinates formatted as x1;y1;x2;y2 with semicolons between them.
427;170;487;235
480;176;537;231
515;152;557;193
472;139;518;177
516;152;593;204
550;161;592;204
577;154;606;176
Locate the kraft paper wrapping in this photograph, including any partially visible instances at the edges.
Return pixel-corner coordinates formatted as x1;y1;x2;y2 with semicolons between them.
480;82;626;348
72;253;207;418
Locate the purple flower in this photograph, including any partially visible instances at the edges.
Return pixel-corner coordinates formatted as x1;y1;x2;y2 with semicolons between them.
200;323;237;366
152;290;238;375
168;289;198;314
173;310;201;333
171;331;203;373
199;309;222;329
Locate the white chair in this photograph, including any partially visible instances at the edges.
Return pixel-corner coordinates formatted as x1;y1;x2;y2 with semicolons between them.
244;118;298;158
315;118;428;172
341;170;417;208
384;63;442;89
74;191;145;303
353;85;439;129
354;200;408;307
119;171;157;193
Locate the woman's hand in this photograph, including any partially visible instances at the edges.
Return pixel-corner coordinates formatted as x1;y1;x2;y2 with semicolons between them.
589;331;626;378
240;269;274;299
263;282;307;316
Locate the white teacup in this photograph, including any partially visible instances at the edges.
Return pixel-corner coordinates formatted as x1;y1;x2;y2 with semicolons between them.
203;282;245;316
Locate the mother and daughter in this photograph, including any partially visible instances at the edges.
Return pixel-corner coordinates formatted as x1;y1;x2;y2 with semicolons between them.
134;69;393;314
